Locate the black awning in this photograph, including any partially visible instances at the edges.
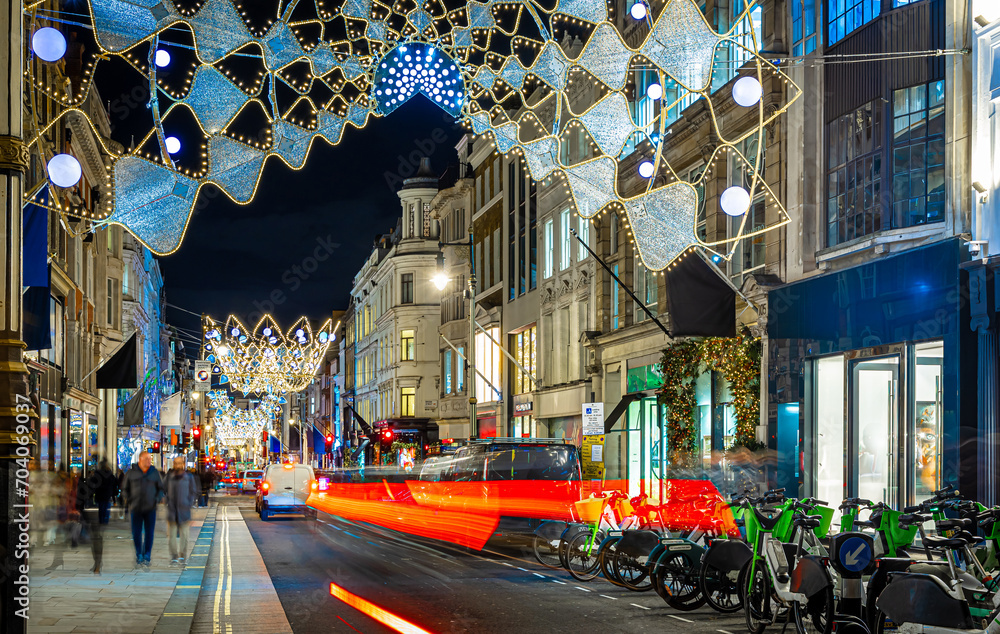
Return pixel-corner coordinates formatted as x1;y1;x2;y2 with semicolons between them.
604;393;645;434
666;253;736;337
96;333;139;389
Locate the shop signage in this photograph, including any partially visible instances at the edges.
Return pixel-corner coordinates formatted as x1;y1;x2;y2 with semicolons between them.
425;400;438;409
194;360;211;391
582;402;604;436
514;401;533;413
581;434;605;480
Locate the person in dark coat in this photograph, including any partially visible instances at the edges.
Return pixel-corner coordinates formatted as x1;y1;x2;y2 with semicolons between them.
197;466;212;506
165;457;198;564
79;457;116;574
90;458;117;525
122;451;164;568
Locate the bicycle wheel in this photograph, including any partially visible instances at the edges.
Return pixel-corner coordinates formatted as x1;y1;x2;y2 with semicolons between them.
565;531;604;582
739;559;773;634
871;609;900;634
612;550;652;592
699;555;742;613
654;553;705;610
792;585;834;634
532;534;562;569
599;538;626;587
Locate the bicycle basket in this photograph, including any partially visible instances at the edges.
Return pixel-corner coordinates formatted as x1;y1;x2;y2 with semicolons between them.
812;505;835;538
574;497;608;524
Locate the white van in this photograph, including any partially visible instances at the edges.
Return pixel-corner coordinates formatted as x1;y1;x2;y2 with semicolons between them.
259;463;315;520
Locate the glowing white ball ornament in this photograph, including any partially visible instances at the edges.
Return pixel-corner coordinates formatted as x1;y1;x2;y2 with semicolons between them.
165;136;181;154
638;160;655;179
32;27;66;62
720;186;751;216
732;76;762;107
646;83;663;100
46;154;82;188
154;49;171;68
630;1;647;19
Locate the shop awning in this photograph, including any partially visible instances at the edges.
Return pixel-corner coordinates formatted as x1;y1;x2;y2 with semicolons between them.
96;333;139;389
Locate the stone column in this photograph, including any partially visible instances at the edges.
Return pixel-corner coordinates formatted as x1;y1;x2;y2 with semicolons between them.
0;1;31;630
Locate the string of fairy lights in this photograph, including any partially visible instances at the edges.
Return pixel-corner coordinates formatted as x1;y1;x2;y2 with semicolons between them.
202;315;335;445
21;0;799;271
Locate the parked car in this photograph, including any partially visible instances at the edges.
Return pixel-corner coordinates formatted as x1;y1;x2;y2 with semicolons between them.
258;463;316;520
240;470;264;493
220;471;242;490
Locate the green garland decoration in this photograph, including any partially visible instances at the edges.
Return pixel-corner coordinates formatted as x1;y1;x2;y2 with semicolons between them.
656;327;762;466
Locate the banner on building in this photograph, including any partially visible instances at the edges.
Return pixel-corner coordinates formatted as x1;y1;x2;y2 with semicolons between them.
23;187;49;287
194;360;211;391
665;253;736;337
123;386;145;427
161;391;182;429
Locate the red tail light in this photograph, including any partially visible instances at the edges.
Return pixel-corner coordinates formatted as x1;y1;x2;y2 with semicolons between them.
261;481;270;496
311;481;318;491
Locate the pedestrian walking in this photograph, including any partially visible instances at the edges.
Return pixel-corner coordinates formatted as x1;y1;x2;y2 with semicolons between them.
198;466;212;507
91;458;117;525
122;451;164;569
166;458;198;565
116;467;127;519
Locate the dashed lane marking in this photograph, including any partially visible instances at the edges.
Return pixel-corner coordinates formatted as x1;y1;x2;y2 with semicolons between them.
668;615;694;623
575;586;592;592
552;580;566;585
631;604;650;610
717;630;735;634
533;573;546;578
599;595;618;600
516;567;528;571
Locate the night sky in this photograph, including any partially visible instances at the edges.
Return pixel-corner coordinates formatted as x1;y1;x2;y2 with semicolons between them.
106;89;464;333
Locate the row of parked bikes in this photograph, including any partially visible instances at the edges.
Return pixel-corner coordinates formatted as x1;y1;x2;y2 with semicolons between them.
530;484;1000;633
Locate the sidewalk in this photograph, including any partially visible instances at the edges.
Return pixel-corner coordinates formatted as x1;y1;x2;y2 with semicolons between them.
28;504;211;634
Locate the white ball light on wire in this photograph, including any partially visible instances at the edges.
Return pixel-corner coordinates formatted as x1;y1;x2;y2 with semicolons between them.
646;83;663;100
732;76;763;107
720;186;751;216
154;49;171;68
165;136;181;154
638;160;655;179
46;154;82;188
32;27;66;62
630;1;647;19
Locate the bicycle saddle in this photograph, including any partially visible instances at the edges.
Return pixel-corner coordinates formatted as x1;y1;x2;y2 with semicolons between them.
792;514;822;530
922;534;968;550
897;513;928;526
950;530;985;546
935;519;972;532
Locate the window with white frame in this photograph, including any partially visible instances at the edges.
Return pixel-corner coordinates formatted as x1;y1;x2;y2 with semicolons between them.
544;219;554;278
577;216;590;261
559;209;571;270
634;257;659;321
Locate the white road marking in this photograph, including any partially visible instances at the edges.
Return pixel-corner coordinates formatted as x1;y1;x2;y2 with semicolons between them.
532;573;546;578
599;595;618;600
631;603;650;610
575;586;592;592
498;561;514;567
717;630;735;634
516;567;528;571
668;615;694;623
552;580;566;585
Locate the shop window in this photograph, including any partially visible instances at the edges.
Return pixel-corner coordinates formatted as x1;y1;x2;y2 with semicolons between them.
813;355;845;511
892;80;945;229
827;0;879;46
913;341;943;504
400;329;415;361
475;326;502;403
400;387;415;417
826;99;882;246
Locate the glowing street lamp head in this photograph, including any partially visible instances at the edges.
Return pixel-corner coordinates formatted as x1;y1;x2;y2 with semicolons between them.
432;273;450;290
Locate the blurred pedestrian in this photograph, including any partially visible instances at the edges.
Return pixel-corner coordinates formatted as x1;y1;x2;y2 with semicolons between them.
116;467;126;519
166;457;198;565
91;458;117;525
122;451;164;569
198;466;212;507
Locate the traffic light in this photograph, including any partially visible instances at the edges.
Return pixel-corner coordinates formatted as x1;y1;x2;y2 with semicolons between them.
324;434;333;454
380;429;393;449
180;432;190;450
151;441;161;453
193;427;201;450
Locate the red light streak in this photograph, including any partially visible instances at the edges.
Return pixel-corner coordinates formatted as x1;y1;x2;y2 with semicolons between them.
329;582;435;634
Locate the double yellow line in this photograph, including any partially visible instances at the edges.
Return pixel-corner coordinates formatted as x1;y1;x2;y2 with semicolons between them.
212;506;233;633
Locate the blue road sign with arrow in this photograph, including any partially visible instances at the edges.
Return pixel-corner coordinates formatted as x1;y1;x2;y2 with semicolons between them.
838;536;872;572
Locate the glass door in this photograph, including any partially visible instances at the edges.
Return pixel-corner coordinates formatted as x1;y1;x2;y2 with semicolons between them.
851;356;900;506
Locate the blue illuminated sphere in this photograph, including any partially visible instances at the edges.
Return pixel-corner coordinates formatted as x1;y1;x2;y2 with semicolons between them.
154;49;171;68
165;136;181;154
32;28;66;62
47;154;82;187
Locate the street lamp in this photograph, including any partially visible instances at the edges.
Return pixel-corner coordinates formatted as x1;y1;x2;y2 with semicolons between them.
432;253;450;291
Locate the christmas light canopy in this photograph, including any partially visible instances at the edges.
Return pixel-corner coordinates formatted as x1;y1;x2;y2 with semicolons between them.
29;0;797;271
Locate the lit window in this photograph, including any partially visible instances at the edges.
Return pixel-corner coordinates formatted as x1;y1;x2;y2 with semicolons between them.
827;0;879;46
444;350;453;394
544;219;554;278
400;387;415;417
401;329;415;361
559;209;571;270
